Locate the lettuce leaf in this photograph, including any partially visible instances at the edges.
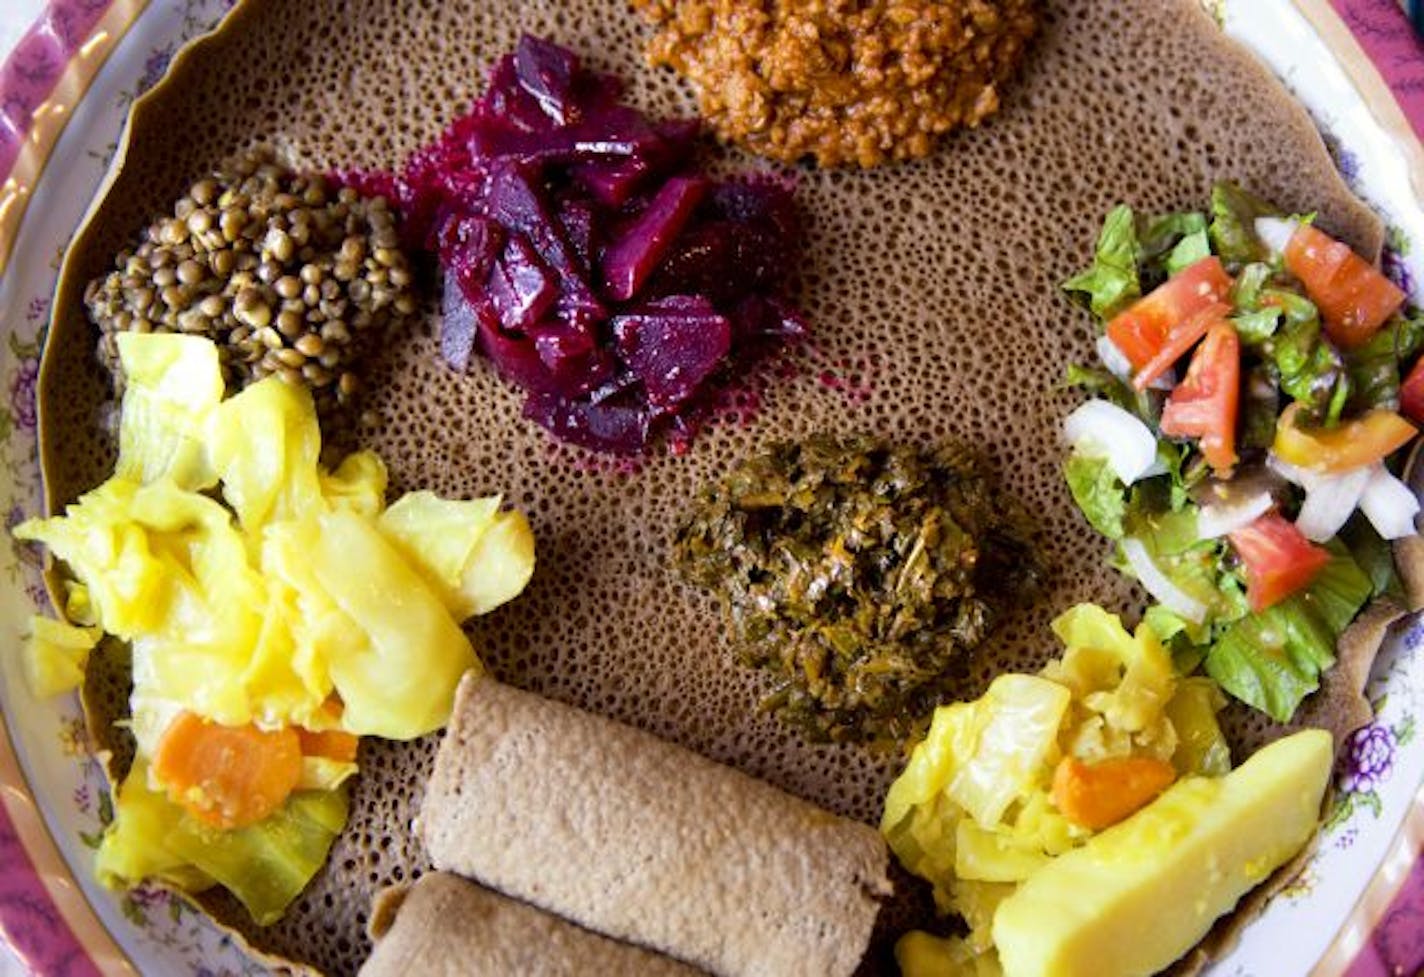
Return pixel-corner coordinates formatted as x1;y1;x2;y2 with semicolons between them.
1164;229;1212;277
1344;312;1424;415
1063;454;1128;539
1208;182;1278;266
1063;205;1141;318
1204;547;1373;722
1064;363;1158;424
1138;211;1209;281
1267;312;1351;425
1239;363;1282;452
1339;514;1404;600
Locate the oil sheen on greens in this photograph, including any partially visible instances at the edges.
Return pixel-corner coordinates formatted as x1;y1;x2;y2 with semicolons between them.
674;435;1041;744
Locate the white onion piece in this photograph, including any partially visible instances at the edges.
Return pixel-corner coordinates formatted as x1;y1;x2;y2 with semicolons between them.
1267;453;1321;490
1121;537;1207;624
1096;331;1174;389
1196;491;1274;540
1063;400;1160;485
1294;465;1372;542
1096;335;1133;380
1360;466;1421;540
1254;216;1298;256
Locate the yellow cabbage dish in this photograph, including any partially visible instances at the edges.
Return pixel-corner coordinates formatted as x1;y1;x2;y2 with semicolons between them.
882;604;1230;975
14;333;536;924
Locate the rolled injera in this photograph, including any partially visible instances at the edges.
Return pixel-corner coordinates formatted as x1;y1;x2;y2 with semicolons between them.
420;672;893;977
358;871;703;976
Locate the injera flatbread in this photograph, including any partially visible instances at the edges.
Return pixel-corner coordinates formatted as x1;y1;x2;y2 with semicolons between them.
421;672;891;977
359;872;704;977
37;0;1390;973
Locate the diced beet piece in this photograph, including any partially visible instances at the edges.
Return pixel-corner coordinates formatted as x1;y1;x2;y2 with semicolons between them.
571;157;650;208
488;234;557;333
439;213;505;303
587;368;640;405
571;119;697;205
709;179;798;233
571;103;663;159
647;221;737;304
655;118;701;159
612;295;731;409
523;392;650;455
440;274;481;372
730;294;809;343
529;322;615;397
601;177;709;302
476;318;559;395
485;160;605;328
556;196;597;267
515;35;580;125
483;55;555;134
530;321;593;370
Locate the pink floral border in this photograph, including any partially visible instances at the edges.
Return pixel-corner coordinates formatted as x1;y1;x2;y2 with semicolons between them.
0;808;99;977
0;1;1423;975
1331;0;1424;138
0;0;114;183
1345;851;1424;977
1;1;127;970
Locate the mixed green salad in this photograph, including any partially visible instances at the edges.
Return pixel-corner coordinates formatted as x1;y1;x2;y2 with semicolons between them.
1061;182;1422;722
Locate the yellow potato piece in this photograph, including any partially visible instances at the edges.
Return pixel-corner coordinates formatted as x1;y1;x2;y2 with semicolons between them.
992;730;1332;977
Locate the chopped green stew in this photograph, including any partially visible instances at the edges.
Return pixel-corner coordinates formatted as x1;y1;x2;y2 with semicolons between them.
674;435;1041;744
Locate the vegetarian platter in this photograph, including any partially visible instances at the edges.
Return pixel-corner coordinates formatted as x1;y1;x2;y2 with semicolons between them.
3;1;1424;975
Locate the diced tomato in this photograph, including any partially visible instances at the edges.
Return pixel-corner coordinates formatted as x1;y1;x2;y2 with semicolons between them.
1228;513;1331;612
1160;320;1240;473
1273;402;1417;473
1130;301;1234;393
1106;255;1234;371
1403;358;1424;426
1283;224;1406;348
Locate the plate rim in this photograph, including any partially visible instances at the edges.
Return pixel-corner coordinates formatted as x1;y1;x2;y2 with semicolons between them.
3;1;1424;974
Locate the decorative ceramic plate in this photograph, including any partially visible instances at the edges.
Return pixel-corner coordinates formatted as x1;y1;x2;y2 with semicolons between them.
2;1;1424;975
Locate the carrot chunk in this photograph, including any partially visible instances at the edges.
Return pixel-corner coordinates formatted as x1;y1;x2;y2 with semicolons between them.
1050;755;1177;830
297;728;360;764
152;711;303;830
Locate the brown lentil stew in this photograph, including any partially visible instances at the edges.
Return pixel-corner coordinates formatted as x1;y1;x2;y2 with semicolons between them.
631;0;1040;168
674;434;1041;744
85;150;417;412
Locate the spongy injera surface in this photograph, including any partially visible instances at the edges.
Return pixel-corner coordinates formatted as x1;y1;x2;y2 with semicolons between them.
38;0;1381;973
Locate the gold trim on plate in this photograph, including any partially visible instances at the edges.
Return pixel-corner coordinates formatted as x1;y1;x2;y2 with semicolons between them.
0;0;151;279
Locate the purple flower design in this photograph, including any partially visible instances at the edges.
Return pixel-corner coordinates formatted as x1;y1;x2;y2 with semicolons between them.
136;45;174;96
1384;244;1415;298
1342;721;1397;794
10;356;37;431
1326;135;1363;188
127;882;171;911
